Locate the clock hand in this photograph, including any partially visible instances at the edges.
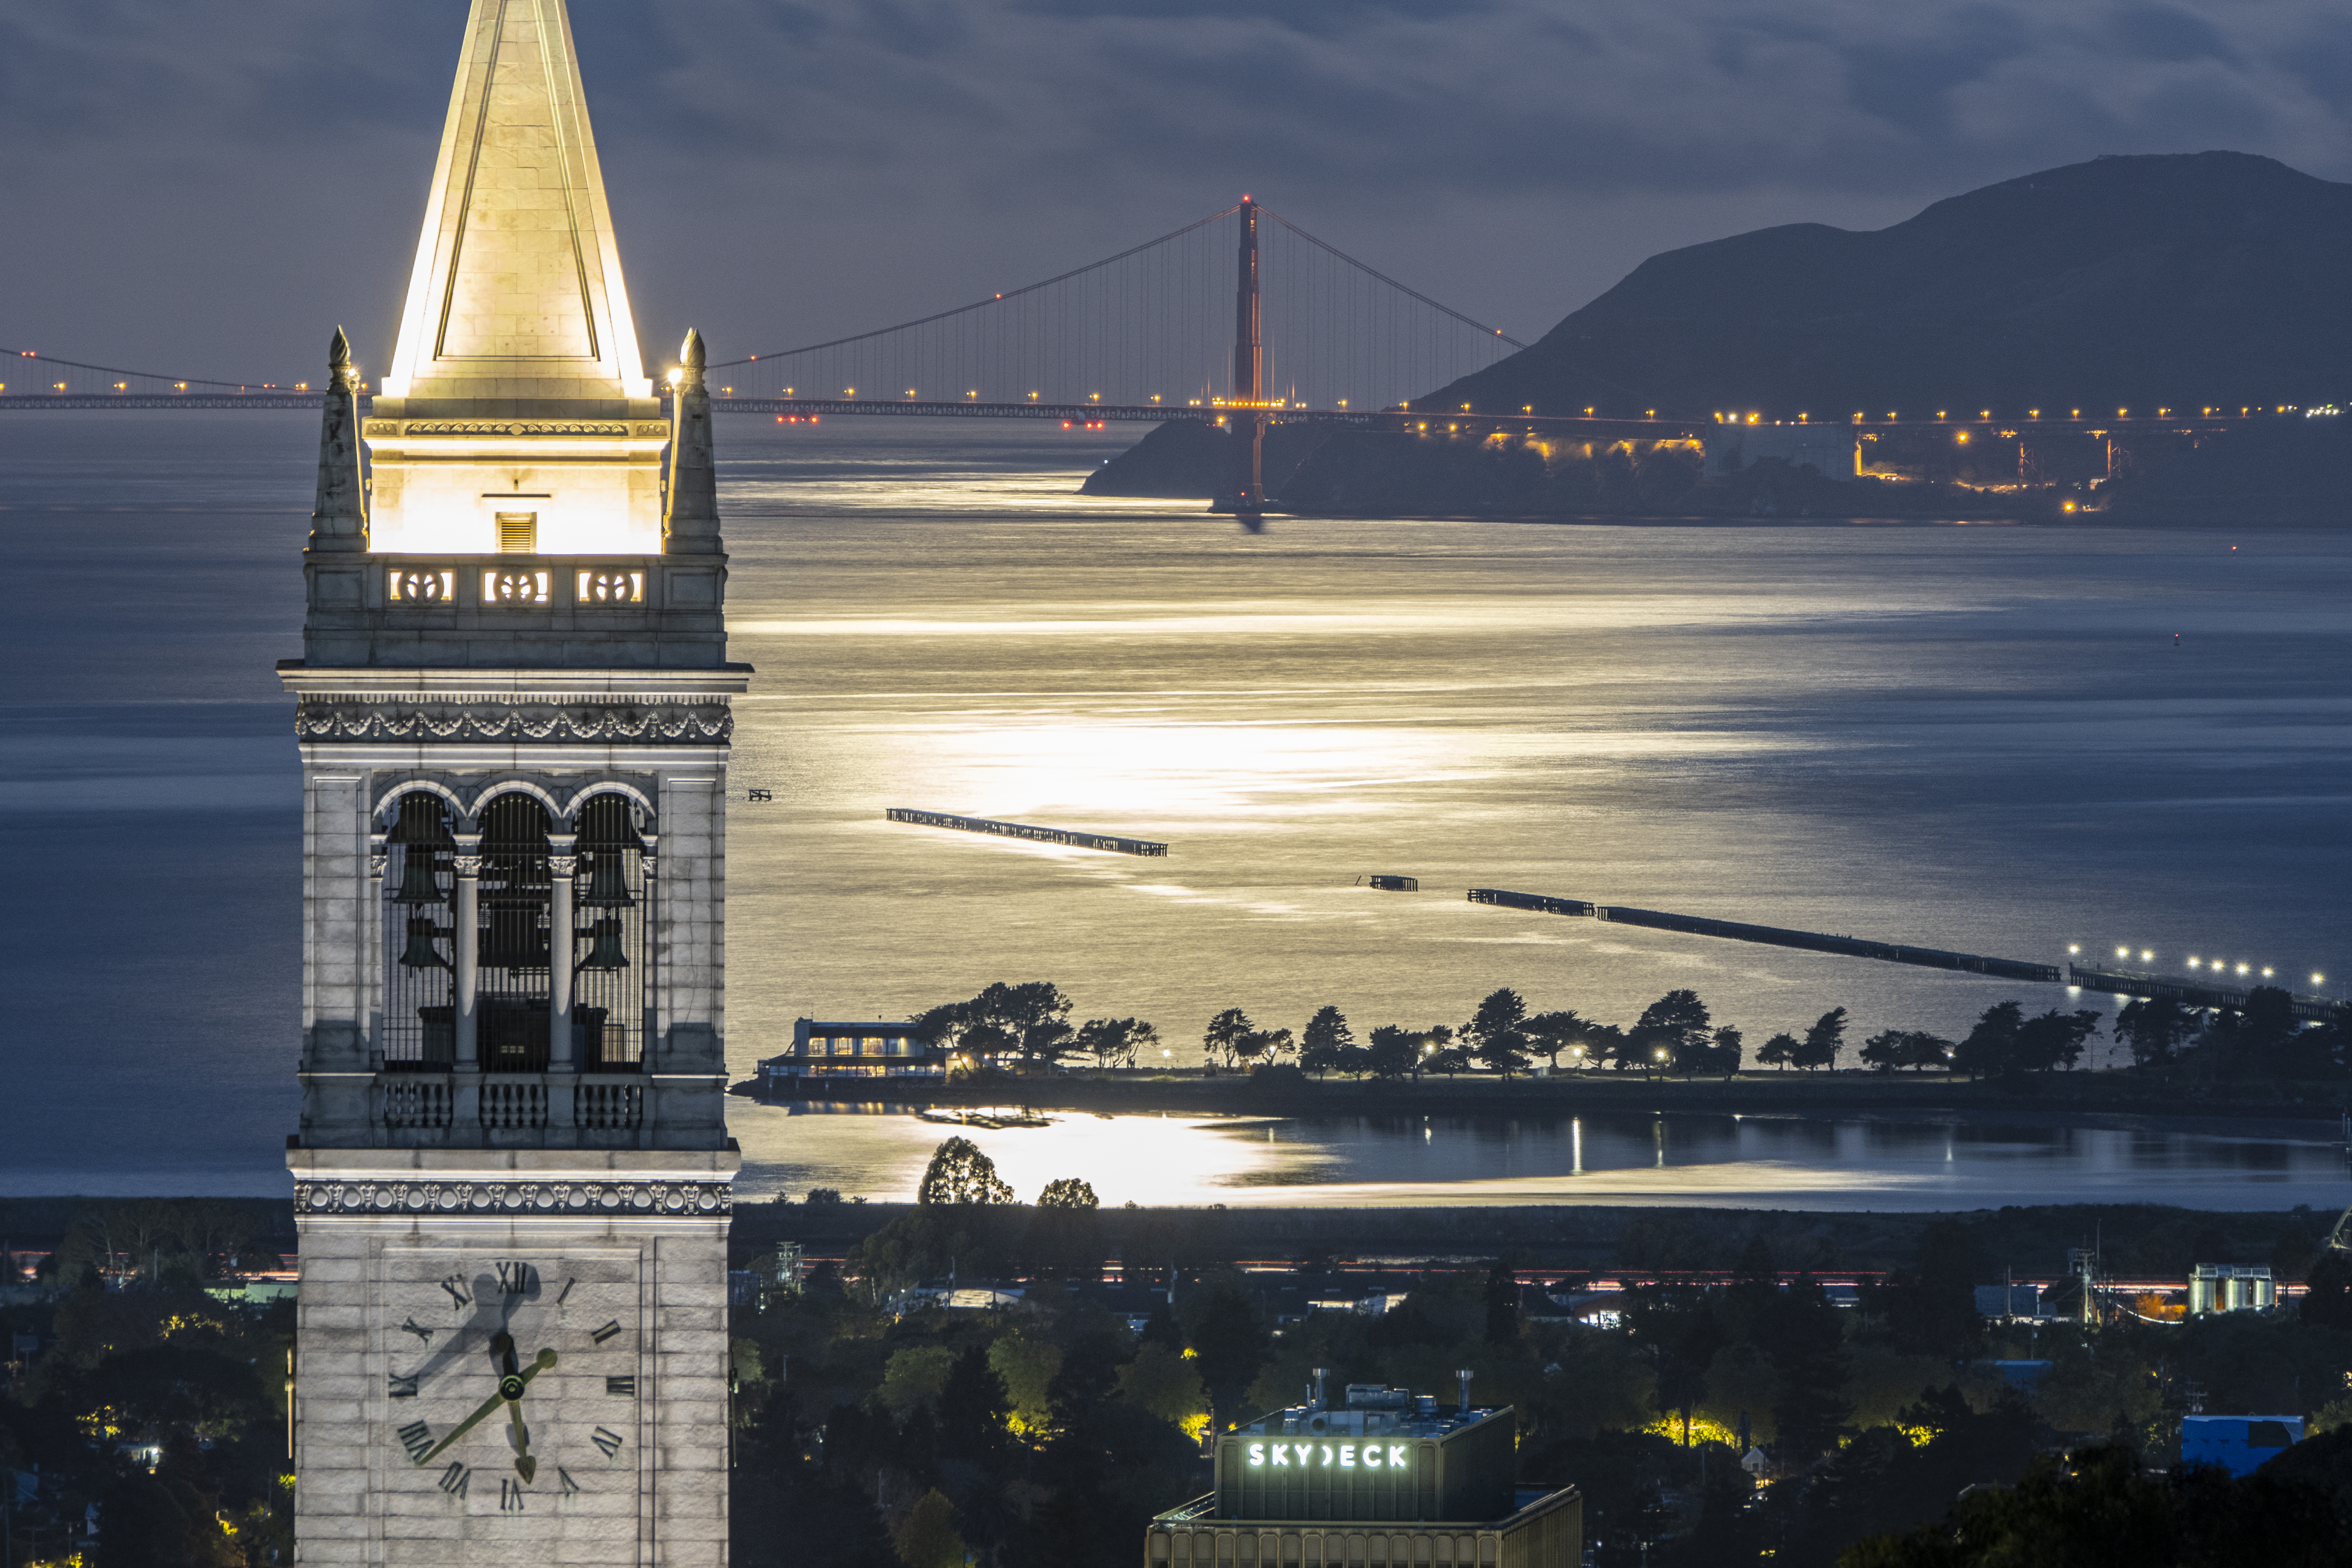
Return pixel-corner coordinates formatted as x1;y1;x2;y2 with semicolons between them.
416;1348;558;1466
507;1398;537;1484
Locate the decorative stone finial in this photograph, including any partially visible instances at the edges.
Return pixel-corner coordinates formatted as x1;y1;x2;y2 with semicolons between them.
307;326;368;553
663;327;721;555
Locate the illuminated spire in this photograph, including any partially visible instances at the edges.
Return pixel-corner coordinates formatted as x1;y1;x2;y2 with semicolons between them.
664;329;721;555
306;327;367;552
378;0;650;407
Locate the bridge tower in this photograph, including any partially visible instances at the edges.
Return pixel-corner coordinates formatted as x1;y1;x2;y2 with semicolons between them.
1231;194;1265;523
279;2;744;1564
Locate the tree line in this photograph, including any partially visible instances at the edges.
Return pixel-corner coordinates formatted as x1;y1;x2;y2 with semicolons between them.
913;978;2350;1081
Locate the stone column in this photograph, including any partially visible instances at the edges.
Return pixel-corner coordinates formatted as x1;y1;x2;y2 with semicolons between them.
366;831;386;1069
547;834;578;1073
452;833;482;1069
640;835;660;1073
547;833;579;1136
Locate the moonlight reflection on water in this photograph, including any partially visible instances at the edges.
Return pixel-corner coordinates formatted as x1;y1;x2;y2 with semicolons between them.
733;1105;2352;1212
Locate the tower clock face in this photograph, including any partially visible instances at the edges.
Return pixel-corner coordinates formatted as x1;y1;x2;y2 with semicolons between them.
378;1248;641;1517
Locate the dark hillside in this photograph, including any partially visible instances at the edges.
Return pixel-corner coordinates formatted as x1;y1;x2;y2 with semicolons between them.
1418;152;2352;420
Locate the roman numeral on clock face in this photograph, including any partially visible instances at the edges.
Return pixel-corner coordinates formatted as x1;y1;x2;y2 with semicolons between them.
388;1373;419;1398
494;1260;532;1295
397;1421;434;1462
400;1318;434;1344
439;1463;469;1497
440;1274;471;1309
500;1477;526;1512
592;1319;622;1344
607;1376;636;1397
558;1468;580;1497
591;1427;625;1459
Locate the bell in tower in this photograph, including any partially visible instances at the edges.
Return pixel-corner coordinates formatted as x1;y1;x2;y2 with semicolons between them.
279;3;747;1563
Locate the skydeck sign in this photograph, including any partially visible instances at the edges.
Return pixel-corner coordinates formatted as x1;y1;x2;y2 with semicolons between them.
1245;1441;1411;1471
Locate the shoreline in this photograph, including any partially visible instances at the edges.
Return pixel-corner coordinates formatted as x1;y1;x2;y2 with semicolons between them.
734;1069;2352;1135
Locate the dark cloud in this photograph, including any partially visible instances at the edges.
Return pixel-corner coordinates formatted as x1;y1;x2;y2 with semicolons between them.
3;0;2348;382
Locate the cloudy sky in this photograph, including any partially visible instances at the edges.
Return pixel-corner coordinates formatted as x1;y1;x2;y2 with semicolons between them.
7;0;2352;383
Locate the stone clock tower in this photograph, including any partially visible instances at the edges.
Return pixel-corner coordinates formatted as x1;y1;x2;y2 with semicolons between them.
279;2;744;1562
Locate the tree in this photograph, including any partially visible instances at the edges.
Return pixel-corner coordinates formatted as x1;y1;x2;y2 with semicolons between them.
1115;1342;1209;1435
1521;1009;1588;1071
1484;1256;1522;1343
2301;1250;2352;1328
1234;1026;1294;1067
1865;1218;1986;1358
1756;1031;1802;1071
1581;1021;1628;1071
1630;990;1713;1074
2014;1008;2100;1071
917;1137;1015;1206
1074;1016;1156;1071
1300;1006;1353;1075
2115;997;2197;1067
1624;1282;1722;1445
1794;1006;1847;1070
1203;1007;1254;1067
1180;1277;1269;1431
1761;1276;1851;1462
1460;988;1533;1076
1037;1178;1097;1209
1027;1179;1102;1277
892;1488;971;1568
1365;1024;1419;1079
917;980;1077;1069
1859;1029;1952;1072
1422;1026;1469;1076
936;1344;1014;1467
1952;1000;2024;1076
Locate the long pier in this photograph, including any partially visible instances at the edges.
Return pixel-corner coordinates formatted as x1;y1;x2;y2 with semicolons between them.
1468;889;2059;982
2067;962;2346;1023
885;807;1168;857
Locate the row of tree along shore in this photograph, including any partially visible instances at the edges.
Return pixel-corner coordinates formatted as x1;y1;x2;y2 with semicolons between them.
900;979;2352;1108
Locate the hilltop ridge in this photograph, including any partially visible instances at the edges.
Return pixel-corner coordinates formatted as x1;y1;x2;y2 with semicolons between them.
1420;151;2352;418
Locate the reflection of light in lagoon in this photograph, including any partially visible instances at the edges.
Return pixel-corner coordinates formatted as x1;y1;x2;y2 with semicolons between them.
730;1104;2352;1212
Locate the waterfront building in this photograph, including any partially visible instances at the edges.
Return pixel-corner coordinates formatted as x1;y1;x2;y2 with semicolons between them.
1147;1380;1580;1568
758;1018;947;1094
279;1;745;1562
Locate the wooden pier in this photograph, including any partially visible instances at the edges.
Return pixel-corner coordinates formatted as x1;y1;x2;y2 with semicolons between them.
886;807;1169;857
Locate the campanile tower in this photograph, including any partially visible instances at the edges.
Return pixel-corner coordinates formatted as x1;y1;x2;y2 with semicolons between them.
279;2;743;1562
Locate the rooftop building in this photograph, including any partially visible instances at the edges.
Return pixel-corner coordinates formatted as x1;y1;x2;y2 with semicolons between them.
1147;1378;1579;1568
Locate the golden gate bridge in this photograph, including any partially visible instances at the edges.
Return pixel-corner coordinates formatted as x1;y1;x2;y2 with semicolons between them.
2;194;2299;519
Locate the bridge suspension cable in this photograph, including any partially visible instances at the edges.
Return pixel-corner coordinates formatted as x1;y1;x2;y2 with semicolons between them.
702;201;1527;416
0;348;309;398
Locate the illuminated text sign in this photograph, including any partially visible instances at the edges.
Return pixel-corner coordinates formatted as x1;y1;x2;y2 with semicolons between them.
1245;1442;1411;1470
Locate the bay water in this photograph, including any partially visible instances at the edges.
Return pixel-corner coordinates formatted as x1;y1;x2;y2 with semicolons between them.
6;411;2350;1207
